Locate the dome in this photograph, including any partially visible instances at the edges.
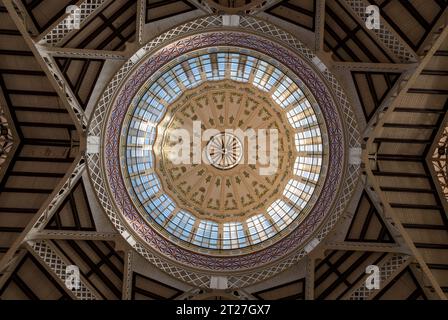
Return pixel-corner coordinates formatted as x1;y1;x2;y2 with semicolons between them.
122;48;328;254
88;15;359;286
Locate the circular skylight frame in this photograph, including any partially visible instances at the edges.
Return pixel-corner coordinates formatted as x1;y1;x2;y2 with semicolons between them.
121;48;329;253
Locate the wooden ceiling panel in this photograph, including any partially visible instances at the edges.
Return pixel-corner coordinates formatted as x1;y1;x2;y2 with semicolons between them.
374;268;427;300
21;0;78;35
46;180;96;231
314;250;389;299
324;0;394;63
252;278;305;300
52;240;124;300
352;71;401;121
146;0;196;23
63;0;136;50
266;0;316;31
0;253;71;300
132;272;183;300
345;191;394;243
368;0;447;52
55;58;104;110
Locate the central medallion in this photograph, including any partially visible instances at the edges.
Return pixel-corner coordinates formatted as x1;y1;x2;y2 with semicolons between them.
206;132;243;170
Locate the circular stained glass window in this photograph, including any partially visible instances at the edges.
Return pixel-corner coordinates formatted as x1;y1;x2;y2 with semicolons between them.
120;48;329;253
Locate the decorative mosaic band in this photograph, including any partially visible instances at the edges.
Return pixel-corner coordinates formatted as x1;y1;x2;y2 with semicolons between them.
0;105;13;172
431;123;448;202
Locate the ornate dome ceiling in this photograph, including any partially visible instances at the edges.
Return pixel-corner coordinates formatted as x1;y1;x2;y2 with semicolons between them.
87;16;360;287
122;49;327;253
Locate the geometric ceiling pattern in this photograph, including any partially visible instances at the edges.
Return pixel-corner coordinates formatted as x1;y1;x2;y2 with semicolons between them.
0;0;447;300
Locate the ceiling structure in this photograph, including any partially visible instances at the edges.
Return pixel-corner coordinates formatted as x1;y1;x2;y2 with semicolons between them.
0;0;446;301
